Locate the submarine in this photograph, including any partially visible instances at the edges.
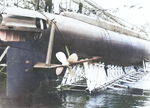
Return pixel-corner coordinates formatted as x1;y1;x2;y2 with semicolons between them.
0;7;150;98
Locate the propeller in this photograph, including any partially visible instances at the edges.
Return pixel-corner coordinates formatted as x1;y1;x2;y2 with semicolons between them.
56;52;67;64
56;52;78;76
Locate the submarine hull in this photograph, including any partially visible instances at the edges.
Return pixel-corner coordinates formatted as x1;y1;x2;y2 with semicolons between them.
47;14;150;66
1;8;150;98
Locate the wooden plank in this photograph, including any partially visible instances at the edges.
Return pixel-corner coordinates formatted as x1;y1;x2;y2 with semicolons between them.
0;46;10;62
107;86;123;90
0;28;40;42
119;80;134;84
0;31;6;41
113;83;128;88
13;32;20;41
0;25;41;32
68;84;87;87
6;31;13;41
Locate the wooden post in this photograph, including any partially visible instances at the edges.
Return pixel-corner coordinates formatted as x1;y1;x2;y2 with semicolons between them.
4;0;6;7
0;46;10;62
46;21;56;65
66;0;67;11
143;60;146;73
69;0;71;10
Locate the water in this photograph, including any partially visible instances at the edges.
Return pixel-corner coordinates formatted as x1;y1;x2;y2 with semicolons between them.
1;73;150;108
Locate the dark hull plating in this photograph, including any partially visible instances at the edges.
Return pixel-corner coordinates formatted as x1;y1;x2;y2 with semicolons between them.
45;14;150;65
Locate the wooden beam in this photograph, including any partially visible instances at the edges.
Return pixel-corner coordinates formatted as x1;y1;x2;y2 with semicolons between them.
0;46;10;62
0;26;41;33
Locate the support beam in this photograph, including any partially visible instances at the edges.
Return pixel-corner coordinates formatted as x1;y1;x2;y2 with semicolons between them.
107;86;123;90
113;83;128;88
46;21;56;65
0;46;10;62
143;60;146;73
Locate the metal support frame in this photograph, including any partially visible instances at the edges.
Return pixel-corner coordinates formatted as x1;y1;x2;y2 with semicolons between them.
143;60;146;73
59;61;147;93
46;21;56;65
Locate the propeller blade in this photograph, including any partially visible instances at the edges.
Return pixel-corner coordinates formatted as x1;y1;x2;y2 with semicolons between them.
67;53;78;64
56;52;67;63
68;67;76;77
55;61;70;75
56;67;64;75
55;61;69;75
